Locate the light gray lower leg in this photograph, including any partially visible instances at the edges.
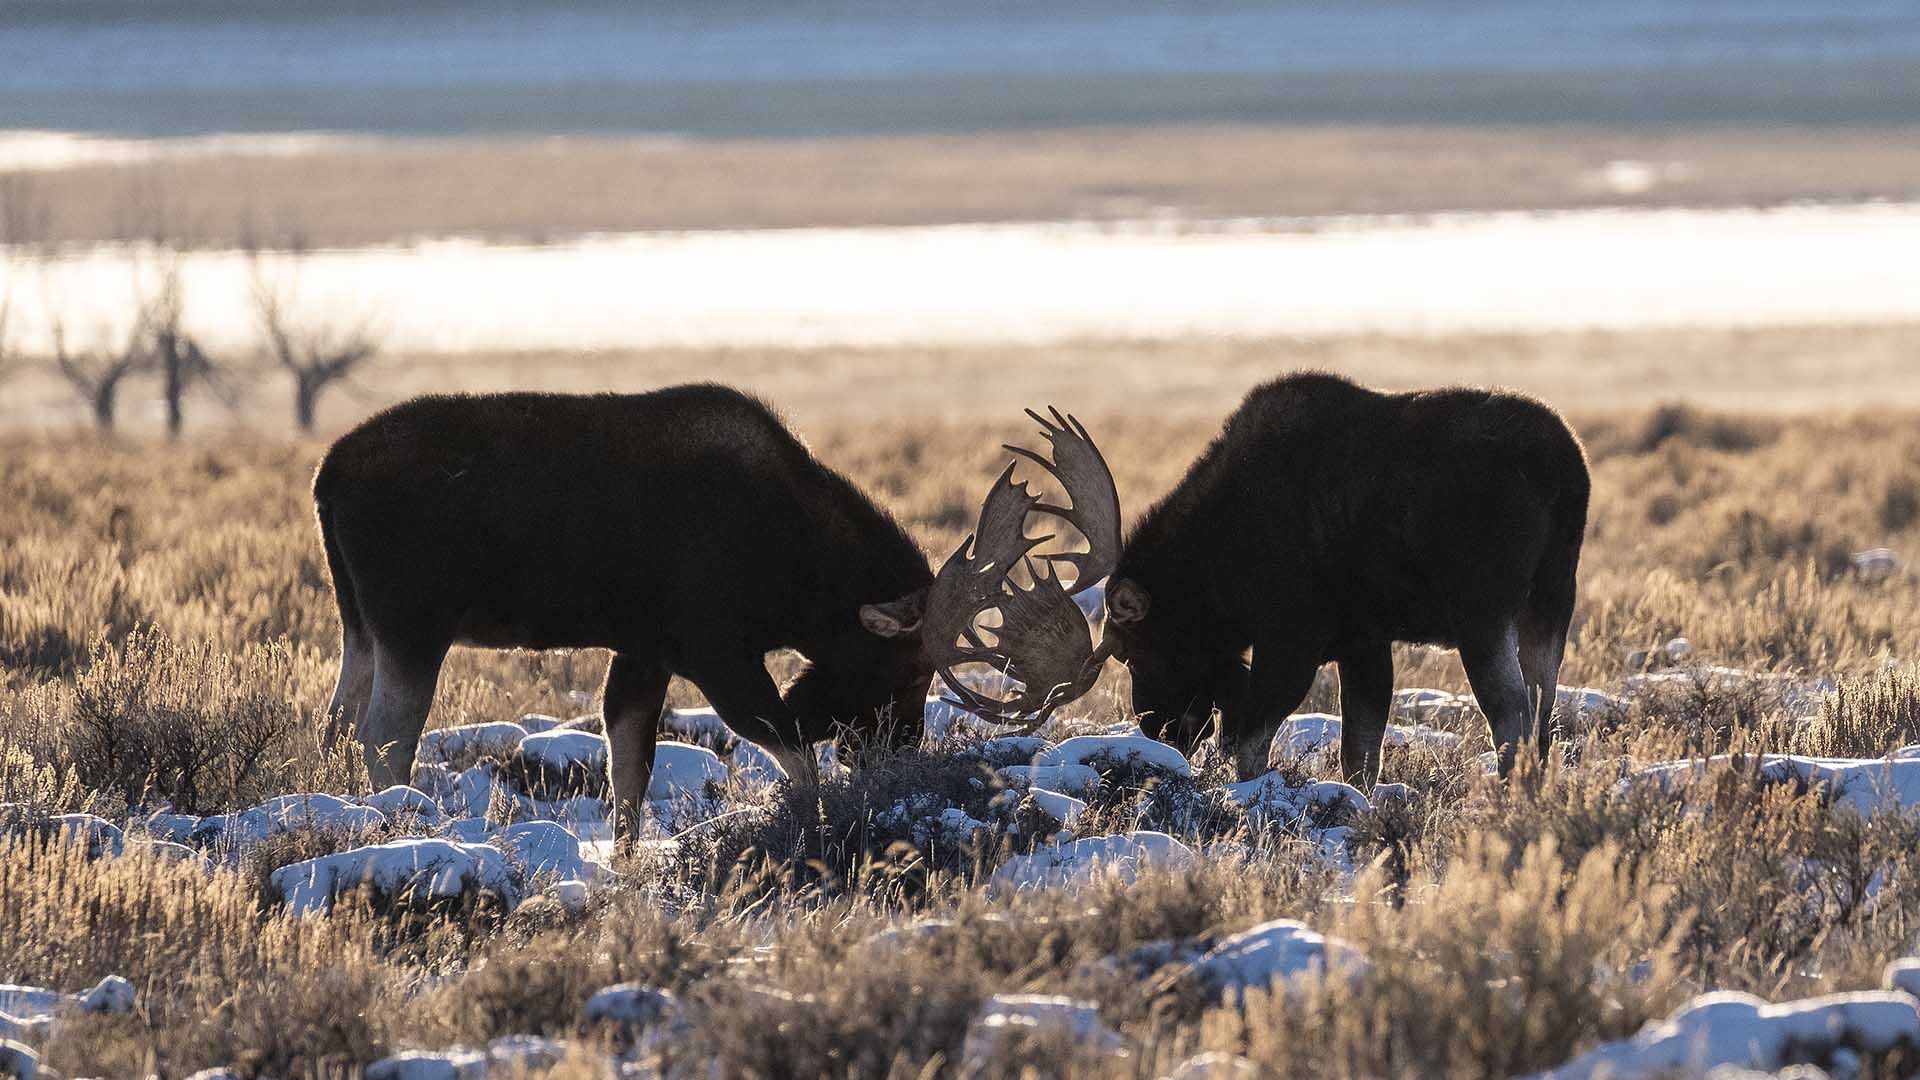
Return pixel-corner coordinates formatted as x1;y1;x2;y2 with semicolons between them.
603;654;669;842
1518;623;1568;761
1460;621;1534;776
325;631;376;748
360;647;443;790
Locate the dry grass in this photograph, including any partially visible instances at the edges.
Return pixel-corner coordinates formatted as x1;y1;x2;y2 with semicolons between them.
15;124;1920;248
3;399;1920;1077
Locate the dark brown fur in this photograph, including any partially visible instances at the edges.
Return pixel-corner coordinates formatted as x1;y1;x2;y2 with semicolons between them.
1103;372;1590;785
313;385;933;835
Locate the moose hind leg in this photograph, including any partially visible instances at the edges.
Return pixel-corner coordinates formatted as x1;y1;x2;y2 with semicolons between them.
603;653;670;843
325;628;377;749
1459;621;1534;777
360;643;447;790
1517;616;1569;764
1335;642;1394;791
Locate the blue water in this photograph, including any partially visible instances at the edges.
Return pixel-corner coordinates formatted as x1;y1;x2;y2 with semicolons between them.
3;0;1918;135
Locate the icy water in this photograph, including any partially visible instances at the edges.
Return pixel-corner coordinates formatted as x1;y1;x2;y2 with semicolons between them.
3;0;1919;135
8;204;1920;353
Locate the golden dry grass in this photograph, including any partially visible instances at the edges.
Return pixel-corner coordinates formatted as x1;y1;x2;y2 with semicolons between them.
16;124;1920;247
3;396;1920;1077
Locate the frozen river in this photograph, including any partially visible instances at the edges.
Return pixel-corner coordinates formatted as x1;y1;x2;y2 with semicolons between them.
5;202;1919;354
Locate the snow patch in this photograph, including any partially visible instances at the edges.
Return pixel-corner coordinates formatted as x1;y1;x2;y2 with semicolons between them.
1527;990;1920;1080
1034;735;1192;780
961;995;1124;1074
272;837;520;915
648;742;730;800
1624;754;1920;815
1189;919;1369;1002
417;721;529;766
990;832;1194;893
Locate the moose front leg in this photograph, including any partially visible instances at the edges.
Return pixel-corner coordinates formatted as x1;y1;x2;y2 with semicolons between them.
684;656;818;785
1334;641;1394;791
603;653;670;844
1223;635;1325;781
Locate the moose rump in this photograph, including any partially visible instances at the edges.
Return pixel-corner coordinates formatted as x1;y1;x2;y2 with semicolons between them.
312;387;935;835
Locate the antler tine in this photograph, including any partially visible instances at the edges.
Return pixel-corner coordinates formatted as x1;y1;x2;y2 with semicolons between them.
1002;408;1120;595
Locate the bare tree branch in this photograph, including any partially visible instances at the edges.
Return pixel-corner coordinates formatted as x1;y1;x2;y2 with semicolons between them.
245;235;380;433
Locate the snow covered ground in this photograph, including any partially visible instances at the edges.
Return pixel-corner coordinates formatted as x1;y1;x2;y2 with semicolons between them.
5;203;1920;354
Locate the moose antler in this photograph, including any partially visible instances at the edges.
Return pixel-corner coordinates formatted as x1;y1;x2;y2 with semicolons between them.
922;408;1121;732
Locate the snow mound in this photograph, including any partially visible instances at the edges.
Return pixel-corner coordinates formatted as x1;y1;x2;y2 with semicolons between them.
1189;919;1369;1002
365;1035;568;1080
491;821;604;883
192;793;386;848
961;995;1124;1075
970;735;1055;767
1887;957;1920;999
1271;714;1463;766
1034;735;1192;780
517;729;607;767
0;1041;36;1080
1557;686;1628;723
990;831;1195;893
1527;990;1920;1080
584;984;680;1028
730;740;787;782
416;721;529;766
1624;754;1920;815
272;837;520;915
1625;666;1835;713
997;763;1101;798
1391;688;1476;723
649;742;730;799
1224;772;1372;830
660;705;730;745
0;975;135;1047
365;785;446;825
516;713;564;734
1163;1052;1260;1079
1026;788;1088;827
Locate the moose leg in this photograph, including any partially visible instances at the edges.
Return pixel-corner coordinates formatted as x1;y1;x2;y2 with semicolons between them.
1458;620;1534;777
325;627;377;750
1226;636;1326;781
1517;617;1568;765
685;657;817;785
603;653;670;843
360;642;448;790
1335;641;1394;791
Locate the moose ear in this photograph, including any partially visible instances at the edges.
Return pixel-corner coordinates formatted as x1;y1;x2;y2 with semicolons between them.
1106;578;1151;623
859;589;927;638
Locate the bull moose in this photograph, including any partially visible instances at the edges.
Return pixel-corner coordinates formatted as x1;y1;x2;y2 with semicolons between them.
951;372;1590;790
313;385;1112;838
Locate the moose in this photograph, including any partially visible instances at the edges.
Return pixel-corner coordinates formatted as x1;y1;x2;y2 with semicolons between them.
313;385;1113;838
951;372;1590;790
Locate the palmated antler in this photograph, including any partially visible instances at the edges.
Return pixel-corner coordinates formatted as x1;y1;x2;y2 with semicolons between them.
922;408;1122;733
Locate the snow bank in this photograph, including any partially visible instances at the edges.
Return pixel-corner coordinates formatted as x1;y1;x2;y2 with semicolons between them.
1034;735;1192;780
584;984;680;1028
365;1035;568;1080
1624;754;1920;815
365;785;446;825
191;793;386;848
1271;714;1463;766
1625;666;1835;714
0;1041;36;1080
990;832;1194;893
1163;1052;1260;1079
416;721;529;766
648;742;729;800
961;995;1124;1074
491;821;604;883
1223;772;1371;831
1189;919;1369;1002
1528;990;1920;1080
272;837;520;915
1026;788;1088;828
0;975;135;1048
997;763;1101;798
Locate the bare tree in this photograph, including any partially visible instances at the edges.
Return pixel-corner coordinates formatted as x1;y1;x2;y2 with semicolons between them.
142;258;228;440
47;303;150;433
247;238;379;433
